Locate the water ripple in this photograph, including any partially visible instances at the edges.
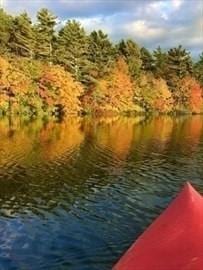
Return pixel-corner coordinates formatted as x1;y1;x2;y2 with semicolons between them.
0;116;203;269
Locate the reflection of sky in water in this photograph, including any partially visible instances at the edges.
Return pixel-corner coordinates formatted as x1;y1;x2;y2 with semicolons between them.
0;116;202;269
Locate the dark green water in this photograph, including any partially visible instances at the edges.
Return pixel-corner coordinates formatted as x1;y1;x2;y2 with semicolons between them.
0;115;203;270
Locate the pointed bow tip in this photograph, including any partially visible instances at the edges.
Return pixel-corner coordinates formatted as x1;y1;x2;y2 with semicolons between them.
184;181;193;189
180;181;202;202
184;181;195;192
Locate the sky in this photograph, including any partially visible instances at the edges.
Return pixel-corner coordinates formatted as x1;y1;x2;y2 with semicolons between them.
2;0;203;57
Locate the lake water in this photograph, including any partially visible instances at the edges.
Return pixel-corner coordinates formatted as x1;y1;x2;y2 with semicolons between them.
0;115;203;269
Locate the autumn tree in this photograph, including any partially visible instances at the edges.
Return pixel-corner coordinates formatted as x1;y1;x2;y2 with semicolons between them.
82;57;136;114
38;66;84;115
134;73;173;113
0;56;35;115
152;79;174;113
177;77;203;113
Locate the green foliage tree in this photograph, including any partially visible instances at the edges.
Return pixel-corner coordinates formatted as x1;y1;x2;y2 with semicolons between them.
165;46;193;109
166;45;193;80
140;47;155;72
0;9;13;54
87;30;116;80
117;39;142;78
153;46;167;78
9;12;34;58
35;8;57;62
194;52;203;86
55;20;90;83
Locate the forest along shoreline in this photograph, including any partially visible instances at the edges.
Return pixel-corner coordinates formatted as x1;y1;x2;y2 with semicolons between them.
0;8;203;119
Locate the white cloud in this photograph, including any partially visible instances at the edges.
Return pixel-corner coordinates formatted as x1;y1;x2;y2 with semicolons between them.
172;0;184;10
123;20;165;39
71;16;113;34
161;12;169;21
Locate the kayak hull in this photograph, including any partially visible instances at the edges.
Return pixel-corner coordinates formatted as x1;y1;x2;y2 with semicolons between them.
113;183;203;270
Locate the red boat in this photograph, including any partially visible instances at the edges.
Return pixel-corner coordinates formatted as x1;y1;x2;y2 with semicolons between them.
113;183;203;270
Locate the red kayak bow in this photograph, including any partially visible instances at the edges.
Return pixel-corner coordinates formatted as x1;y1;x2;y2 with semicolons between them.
113;183;203;270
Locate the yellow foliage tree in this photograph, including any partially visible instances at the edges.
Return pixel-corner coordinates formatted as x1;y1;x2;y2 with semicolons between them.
0;56;32;113
39;65;84;115
134;73;173;113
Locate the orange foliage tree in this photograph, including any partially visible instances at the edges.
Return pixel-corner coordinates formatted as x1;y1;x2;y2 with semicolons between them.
82;57;136;115
178;77;203;113
38;65;84;115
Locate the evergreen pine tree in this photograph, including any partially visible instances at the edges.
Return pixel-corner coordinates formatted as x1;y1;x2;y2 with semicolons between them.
140;47;155;71
166;45;193;93
117;39;142;78
0;9;13;54
35;8;57;62
194;52;203;86
167;45;193;79
55;20;91;83
9;12;34;57
165;46;193;108
87;30;116;79
153;46;167;78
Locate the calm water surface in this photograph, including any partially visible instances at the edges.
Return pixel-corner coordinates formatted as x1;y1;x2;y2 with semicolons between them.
0;115;203;269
